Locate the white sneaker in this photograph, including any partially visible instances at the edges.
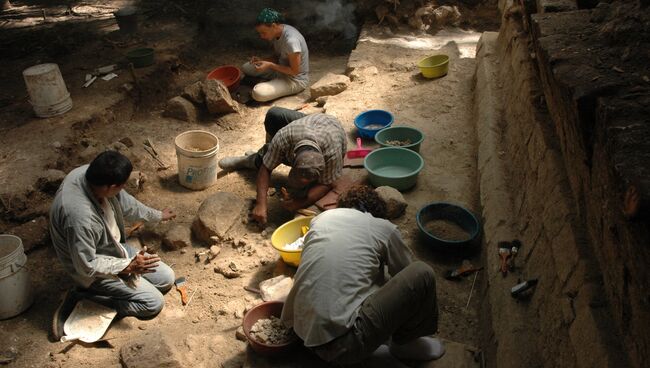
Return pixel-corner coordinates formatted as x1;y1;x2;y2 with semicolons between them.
389;336;445;361
218;153;258;171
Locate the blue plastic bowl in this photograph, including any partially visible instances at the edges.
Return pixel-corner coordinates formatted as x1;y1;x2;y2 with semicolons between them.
354;110;394;139
416;202;481;252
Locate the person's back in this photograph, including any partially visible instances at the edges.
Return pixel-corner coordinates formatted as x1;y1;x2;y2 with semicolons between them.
282;208;412;347
281;186;444;366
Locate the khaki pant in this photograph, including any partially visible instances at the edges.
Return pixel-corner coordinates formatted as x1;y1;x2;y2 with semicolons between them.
311;261;439;365
241;62;305;102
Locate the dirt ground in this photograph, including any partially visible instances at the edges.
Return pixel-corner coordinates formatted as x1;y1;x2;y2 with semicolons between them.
0;2;498;367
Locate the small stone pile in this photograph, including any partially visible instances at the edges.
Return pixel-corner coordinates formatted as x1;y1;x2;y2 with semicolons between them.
164;79;240;122
249;316;293;345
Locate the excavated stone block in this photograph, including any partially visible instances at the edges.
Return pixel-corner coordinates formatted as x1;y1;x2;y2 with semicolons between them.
375;186;407;219
310;73;350;99
182;81;205;105
192;192;246;243
162;224;192;251
203;79;240;115
120;331;182;368
163;96;198;122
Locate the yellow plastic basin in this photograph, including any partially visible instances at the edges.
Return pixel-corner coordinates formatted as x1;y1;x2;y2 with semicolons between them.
271;216;314;267
417;54;450;78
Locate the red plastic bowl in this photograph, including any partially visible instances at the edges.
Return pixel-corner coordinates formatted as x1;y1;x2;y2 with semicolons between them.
242;301;299;355
206;65;241;92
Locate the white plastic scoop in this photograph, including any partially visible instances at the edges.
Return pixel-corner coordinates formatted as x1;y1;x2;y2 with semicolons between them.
60;299;117;343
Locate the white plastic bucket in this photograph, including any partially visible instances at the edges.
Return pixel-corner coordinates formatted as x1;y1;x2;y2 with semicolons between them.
0;235;33;319
22;63;73;118
174;130;220;190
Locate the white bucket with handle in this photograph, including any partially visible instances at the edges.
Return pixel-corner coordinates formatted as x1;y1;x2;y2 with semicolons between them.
174;130;220;190
22;63;73;118
0;235;33;320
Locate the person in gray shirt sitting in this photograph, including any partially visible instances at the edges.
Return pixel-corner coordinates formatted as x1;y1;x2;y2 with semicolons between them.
282;185;445;367
241;8;309;102
49;151;176;341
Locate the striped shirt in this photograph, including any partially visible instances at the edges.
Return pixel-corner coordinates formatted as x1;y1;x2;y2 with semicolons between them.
262;113;347;185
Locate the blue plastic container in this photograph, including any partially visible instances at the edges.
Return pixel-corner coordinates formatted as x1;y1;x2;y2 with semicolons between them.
416;202;481;253
354;110;394;139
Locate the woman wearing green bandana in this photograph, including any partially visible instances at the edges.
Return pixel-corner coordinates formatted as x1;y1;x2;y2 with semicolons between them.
241;8;309;102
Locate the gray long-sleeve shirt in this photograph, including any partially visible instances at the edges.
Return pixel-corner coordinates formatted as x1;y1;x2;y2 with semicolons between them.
49;165;162;288
281;208;413;347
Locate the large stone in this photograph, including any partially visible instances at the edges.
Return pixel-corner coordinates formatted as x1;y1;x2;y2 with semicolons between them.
35;169;66;195
203;79;240;115
310;73;351;99
259;275;293;302
375;186;407;219
120;331;182;368
163;96;198;122
181;81;205;105
192;192;246;243
7;216;49;253
162;224;192;251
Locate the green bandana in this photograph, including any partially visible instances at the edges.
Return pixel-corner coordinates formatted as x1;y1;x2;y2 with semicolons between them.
256;8;283;24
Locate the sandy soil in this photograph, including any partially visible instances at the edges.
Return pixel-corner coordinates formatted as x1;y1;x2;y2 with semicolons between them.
0;7;491;368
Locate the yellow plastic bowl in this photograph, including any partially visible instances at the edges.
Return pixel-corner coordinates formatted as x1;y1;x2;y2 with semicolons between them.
271;216;314;267
417;55;450;78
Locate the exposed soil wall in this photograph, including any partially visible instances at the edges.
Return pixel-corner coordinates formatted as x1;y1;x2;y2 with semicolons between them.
529;2;650;367
474;0;647;367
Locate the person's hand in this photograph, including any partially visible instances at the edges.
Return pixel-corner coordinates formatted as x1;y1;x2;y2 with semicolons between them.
121;248;160;275
251;203;268;225
161;208;176;221
253;60;272;72
251;56;260;64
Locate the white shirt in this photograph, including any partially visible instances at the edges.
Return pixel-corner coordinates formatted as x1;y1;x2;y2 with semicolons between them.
281;208;413;347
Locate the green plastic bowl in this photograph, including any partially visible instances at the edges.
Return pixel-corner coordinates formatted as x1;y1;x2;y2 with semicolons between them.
375;126;425;152
364;147;424;191
417;54;449;78
126;47;154;68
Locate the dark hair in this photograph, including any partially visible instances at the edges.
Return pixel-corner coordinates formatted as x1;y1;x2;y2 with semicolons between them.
337;185;388;218
85;150;133;186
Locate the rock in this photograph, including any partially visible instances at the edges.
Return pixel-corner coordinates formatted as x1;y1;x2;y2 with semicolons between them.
7;216;49;253
432;5;461;28
315;95;329;107
162;224;192;251
52;141;62;149
0;347;17;365
235;326;247;342
192;192;246;243
109;141;129;152
375;186;407;219
181;81;205;105
35;169;66;195
203;79;240;115
214;260;242;279
79;145;100;163
310;73;351;99
120;331;182;368
163;96;198;122
119;137;135;148
259;275;293;302
126;170;146;192
208;245;221;260
349;66;379;82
